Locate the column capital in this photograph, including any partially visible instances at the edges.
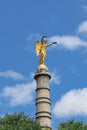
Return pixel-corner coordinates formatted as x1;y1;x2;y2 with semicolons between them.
34;67;51;80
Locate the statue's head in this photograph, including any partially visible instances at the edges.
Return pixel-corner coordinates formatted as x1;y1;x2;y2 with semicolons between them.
41;36;47;44
43;39;47;44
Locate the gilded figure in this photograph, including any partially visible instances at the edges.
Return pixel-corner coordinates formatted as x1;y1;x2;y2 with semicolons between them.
35;36;57;69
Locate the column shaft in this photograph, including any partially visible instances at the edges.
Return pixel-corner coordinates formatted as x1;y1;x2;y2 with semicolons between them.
34;71;51;130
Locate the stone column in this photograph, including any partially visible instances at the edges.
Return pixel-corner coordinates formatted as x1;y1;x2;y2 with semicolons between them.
34;68;51;130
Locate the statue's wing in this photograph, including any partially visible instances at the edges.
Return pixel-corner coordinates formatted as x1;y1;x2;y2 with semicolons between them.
35;41;41;56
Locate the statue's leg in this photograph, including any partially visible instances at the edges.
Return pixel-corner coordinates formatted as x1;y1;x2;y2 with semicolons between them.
39;54;45;65
39;56;43;65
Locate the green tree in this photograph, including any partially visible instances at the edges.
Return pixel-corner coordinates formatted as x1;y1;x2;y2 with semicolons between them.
58;119;87;130
0;113;41;130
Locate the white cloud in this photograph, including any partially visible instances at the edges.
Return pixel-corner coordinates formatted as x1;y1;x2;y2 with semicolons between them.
53;88;87;118
0;70;25;80
78;21;87;33
49;35;87;50
48;20;87;50
1;81;35;106
51;72;61;85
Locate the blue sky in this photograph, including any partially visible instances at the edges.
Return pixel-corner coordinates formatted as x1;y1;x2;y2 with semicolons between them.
0;0;87;129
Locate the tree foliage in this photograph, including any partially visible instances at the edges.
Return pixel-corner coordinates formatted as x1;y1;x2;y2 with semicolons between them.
0;113;41;130
58;119;87;130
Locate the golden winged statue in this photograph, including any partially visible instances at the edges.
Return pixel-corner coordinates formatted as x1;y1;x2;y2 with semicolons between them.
35;36;57;69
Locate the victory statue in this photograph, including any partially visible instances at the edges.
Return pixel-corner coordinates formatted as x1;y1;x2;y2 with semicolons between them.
35;36;57;70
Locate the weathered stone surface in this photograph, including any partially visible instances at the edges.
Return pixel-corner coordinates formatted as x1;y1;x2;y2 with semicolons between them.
34;67;51;130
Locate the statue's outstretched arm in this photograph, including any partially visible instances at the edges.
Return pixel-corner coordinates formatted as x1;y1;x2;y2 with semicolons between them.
46;42;57;47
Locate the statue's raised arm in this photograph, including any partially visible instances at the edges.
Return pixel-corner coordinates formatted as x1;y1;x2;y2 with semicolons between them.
35;36;57;70
46;41;57;47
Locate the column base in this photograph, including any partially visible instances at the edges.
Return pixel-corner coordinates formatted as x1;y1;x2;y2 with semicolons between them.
41;126;52;130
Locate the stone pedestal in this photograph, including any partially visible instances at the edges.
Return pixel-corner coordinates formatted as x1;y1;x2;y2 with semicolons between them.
34;67;51;130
